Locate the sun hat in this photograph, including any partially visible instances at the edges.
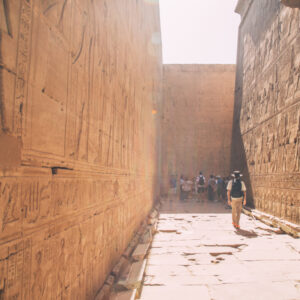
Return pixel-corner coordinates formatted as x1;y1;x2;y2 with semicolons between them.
231;170;243;177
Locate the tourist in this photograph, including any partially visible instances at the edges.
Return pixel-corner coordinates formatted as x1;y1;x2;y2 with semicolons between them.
207;175;216;201
169;175;177;195
179;175;185;201
216;176;224;202
198;172;206;193
182;177;193;201
196;171;206;202
227;171;247;229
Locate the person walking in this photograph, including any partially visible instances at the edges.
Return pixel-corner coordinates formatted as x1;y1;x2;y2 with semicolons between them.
227;171;247;229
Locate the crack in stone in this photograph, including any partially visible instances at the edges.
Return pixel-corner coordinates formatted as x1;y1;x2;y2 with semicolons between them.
209;252;233;257
203;244;247;249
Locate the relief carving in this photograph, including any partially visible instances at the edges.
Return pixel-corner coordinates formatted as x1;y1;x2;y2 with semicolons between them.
0;0;12;36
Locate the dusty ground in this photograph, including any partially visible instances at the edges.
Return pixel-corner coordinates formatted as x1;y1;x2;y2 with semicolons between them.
140;197;300;300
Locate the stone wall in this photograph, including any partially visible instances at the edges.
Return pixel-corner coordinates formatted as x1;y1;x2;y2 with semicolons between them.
161;65;235;194
233;0;300;223
0;1;162;299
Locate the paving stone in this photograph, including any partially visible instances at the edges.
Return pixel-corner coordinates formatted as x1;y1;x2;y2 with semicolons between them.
140;285;210;300
140;201;300;300
132;243;150;261
210;282;300;300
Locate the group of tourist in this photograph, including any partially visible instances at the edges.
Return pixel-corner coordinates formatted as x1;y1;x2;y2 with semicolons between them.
173;172;230;202
169;170;247;229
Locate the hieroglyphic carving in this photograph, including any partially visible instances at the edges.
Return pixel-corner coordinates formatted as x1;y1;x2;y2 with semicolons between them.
14;0;32;137
0;0;12;36
0;1;162;299
238;4;300;223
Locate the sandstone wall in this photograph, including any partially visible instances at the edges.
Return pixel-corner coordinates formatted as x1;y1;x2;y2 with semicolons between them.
233;0;300;223
162;65;235;194
0;1;162;299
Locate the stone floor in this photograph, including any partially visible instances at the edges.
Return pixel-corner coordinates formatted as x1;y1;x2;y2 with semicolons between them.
139;197;300;300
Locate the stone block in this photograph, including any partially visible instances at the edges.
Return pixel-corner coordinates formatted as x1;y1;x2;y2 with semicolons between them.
281;0;300;7
109;289;137;300
132;243;151;261
123;235;140;259
115;260;147;291
140;227;153;244
112;257;129;279
95;284;111;300
105;275;116;287
150;209;158;219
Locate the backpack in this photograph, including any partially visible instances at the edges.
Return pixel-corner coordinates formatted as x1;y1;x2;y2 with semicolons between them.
231;179;243;198
199;175;205;185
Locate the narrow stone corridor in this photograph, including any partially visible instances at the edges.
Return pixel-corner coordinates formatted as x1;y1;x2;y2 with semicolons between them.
140;199;300;300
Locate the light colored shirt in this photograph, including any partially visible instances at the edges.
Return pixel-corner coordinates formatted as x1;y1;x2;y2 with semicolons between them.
227;180;246;192
182;180;193;192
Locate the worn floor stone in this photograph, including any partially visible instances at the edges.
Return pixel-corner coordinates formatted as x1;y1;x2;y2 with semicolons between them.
139;199;300;300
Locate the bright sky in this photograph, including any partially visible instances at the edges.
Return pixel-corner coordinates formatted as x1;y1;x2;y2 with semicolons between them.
159;0;240;64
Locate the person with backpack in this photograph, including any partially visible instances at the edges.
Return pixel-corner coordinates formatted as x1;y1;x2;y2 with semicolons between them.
227;171;247;229
196;171;205;202
197;172;205;193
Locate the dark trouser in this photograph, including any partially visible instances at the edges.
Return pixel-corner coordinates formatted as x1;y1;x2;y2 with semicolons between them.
208;186;214;201
197;186;205;193
180;188;184;201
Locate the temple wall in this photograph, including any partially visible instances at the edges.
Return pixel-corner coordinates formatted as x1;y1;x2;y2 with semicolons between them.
0;1;162;299
161;65;235;194
233;0;300;223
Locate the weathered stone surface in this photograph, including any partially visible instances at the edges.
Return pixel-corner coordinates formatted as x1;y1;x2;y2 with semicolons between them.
281;0;300;8
112;257;129;279
243;208;300;238
0;1;162;299
140;199;300;300
161;65;235;193
139;226;153;244
116;260;147;291
132;243;151;261
109;289;137;300
105;275;116;287
95;284;111;300
232;0;300;224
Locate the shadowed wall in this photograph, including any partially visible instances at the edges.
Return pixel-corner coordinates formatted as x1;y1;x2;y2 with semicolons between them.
0;0;162;299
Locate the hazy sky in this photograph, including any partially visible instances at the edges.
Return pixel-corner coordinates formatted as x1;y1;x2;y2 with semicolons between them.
159;0;240;64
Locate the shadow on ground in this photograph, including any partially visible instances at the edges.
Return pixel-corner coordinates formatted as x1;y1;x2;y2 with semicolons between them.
160;197;231;214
